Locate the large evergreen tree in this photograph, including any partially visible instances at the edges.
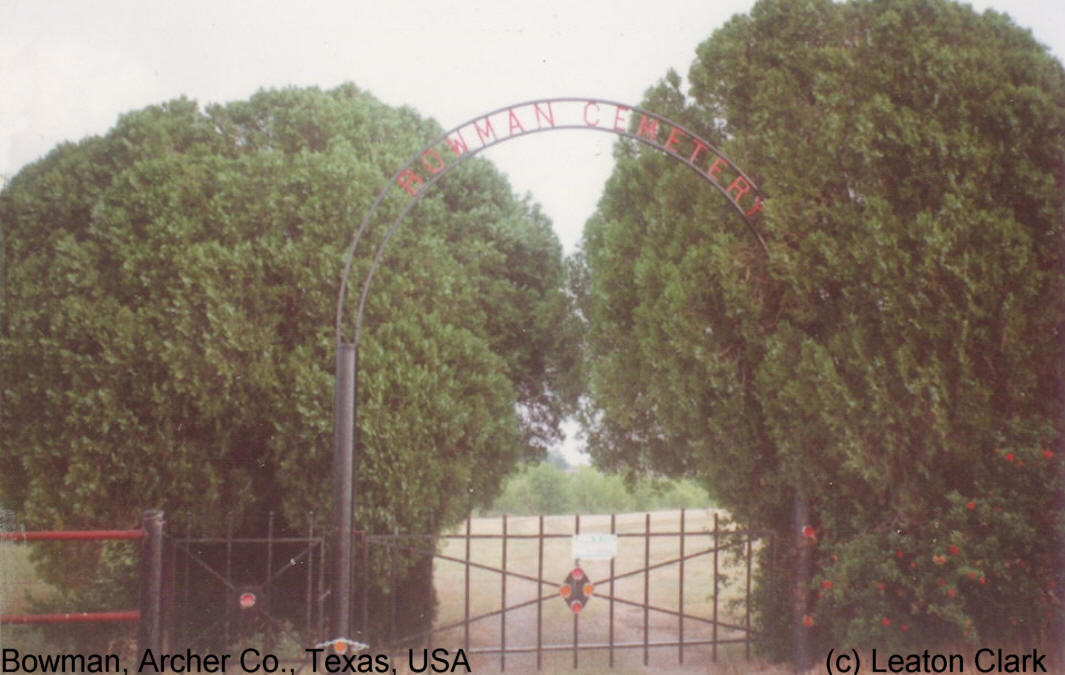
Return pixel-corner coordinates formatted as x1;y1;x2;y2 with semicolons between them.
0;85;577;640
580;0;1064;656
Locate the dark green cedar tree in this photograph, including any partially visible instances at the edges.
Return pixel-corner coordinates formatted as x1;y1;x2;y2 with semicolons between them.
579;0;1064;657
0;84;579;644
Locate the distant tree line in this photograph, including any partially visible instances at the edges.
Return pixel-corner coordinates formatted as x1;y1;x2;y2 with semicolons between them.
481;460;713;516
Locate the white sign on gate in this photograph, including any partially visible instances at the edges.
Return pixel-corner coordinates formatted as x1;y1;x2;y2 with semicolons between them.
571;533;618;560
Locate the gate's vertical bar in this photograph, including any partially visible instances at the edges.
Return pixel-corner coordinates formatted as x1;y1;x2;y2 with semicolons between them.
137;510;164;658
167;516;178;651
536;515;543;671
182;520;191;647
643;512;650;667
679;508;685;664
464;515;471;655
267;512;275;616
712;512;719;663
501;513;507;672
317;525;325;634
573;513;580;671
390;529;397;646
428;512;436;656
306;513;315;635
746;531;753;661
360;532;369;638
793;491;813;671
609;513;616;669
225;516;233;646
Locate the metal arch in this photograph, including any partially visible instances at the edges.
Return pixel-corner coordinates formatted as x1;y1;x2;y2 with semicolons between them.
335;96;768;347
330;97;769;642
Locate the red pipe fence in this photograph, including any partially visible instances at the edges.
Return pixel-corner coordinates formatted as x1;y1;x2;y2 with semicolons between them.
1;510;164;654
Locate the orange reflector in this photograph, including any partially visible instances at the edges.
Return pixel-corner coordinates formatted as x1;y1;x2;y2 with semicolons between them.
333;640;347;654
583;584;594;596
560;584;571;598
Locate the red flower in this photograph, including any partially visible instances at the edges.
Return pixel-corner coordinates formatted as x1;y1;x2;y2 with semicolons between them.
876;582;886;591
966;501;975;510
1005;452;1015;462
882;617;892;627
947;588;957;598
949;545;959;556
895;550;905;558
822;580;833;589
1043;449;1053;459
802;614;814;627
979;577;987;585
900;624;909;632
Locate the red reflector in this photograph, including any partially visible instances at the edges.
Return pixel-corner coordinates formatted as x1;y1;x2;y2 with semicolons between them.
239;592;256;609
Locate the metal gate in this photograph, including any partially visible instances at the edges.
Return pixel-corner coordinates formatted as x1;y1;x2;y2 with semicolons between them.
168;513;326;652
356;509;773;671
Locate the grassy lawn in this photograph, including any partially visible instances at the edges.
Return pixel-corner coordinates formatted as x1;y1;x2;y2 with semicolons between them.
0;542;59;615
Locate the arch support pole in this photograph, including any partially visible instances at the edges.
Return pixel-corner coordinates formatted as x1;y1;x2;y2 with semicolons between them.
332;342;357;639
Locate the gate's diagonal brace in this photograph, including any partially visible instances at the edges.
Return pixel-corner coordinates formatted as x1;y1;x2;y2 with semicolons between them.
173;541;242;593
366;540;546;586
261;540;324;589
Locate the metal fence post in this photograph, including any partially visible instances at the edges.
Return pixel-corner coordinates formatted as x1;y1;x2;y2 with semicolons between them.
333;342;357;639
138;510;164;656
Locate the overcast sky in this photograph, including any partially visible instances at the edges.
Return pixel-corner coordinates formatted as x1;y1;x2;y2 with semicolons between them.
2;0;1062;463
3;0;1062;255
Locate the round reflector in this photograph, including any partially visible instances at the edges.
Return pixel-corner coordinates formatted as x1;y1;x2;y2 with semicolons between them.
239;592;256;609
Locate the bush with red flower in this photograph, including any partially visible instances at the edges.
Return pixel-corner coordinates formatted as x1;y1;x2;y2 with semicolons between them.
808;432;1064;651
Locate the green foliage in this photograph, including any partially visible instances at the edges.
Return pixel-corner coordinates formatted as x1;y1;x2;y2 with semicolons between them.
0;85;577;638
813;435;1064;650
579;0;1064;658
483;462;713;516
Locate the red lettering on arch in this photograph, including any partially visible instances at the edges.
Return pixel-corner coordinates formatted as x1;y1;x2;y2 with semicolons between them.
689;139;709;165
636;115;659;142
664;126;687;154
727;176;752;202
474;117;497;145
397;169;424;196
508;108;526;136
534;102;555;128
613;106;630;132
583;101;601;127
707;156;727;183
446;131;469;157
745;196;766;218
421;148;446;174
